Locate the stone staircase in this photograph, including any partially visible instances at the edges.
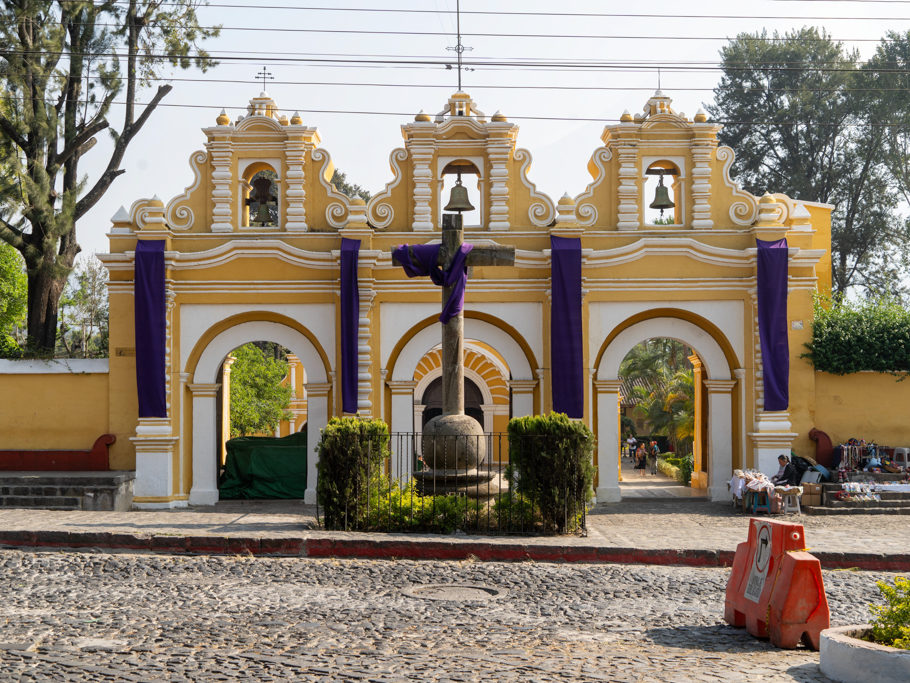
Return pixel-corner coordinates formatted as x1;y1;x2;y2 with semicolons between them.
804;475;910;515
0;472;135;511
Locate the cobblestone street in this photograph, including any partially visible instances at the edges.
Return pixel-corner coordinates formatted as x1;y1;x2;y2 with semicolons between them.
0;549;894;681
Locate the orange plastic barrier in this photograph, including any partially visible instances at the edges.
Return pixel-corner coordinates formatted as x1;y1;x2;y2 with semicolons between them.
724;518;830;650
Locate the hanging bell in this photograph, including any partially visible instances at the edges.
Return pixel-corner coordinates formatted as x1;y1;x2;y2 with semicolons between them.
649;173;675;216
444;173;475;213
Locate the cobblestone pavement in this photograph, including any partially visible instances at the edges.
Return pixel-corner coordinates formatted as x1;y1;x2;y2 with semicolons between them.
0;499;908;557
0;549;896;682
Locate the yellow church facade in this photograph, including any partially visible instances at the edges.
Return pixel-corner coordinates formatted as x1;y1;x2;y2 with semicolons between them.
2;88;854;508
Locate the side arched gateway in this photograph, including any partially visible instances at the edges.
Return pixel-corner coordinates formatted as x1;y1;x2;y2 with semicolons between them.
187;319;331;505
594;315;740;503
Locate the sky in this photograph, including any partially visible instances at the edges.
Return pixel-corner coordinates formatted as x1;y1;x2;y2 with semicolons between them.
75;0;910;258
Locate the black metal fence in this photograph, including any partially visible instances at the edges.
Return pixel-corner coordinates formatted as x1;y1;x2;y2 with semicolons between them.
316;432;590;536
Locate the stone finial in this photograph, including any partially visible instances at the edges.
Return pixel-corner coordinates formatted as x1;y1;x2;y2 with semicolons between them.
290;111;303;125
415;110;431;122
754;193;784;228
790;203;813;231
278;114;289;126
620;110;633;123
694;108;708;123
491;110;507;122
345;198;369;229
551;193;583;237
216;109;230;126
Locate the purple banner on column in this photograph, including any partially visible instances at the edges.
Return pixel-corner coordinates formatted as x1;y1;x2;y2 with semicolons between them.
757;238;789;411
341;238;360;414
550;236;583;418
134;240;167;418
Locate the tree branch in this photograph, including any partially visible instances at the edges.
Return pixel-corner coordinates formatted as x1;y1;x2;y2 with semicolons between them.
74;84;171;220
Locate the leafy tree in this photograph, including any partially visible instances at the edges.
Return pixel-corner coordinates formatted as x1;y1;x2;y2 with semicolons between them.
0;1;218;352
228;343;292;437
0;241;26;356
706;28;909;297
331;169;371;201
621;339;695;455
57;254;107;358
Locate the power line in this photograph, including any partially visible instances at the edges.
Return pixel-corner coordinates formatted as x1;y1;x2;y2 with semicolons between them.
49;0;910;21
4;94;910;128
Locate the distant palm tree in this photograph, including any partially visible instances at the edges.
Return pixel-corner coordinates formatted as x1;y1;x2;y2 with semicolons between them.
622;339;695;456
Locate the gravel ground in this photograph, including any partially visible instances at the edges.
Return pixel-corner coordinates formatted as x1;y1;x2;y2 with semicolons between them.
0;549;896;682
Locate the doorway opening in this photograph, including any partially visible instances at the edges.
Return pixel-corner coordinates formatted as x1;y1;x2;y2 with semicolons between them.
618;337;707;499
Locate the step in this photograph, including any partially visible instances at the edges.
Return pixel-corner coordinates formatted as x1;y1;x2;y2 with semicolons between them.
804;505;910;516
0;471;135;511
827;499;910;509
0;495;82;509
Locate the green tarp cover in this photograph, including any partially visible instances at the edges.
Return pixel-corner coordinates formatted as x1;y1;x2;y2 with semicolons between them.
218;430;308;499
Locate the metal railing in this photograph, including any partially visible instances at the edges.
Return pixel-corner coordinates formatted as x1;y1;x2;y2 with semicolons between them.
316;432;589;536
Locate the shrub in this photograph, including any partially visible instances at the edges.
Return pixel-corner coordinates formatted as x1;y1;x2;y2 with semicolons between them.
657;458;680;480
316;416;390;530
804;295;910;376
868;576;910;650
507;412;595;533
363;476;470;534
677;455;694;486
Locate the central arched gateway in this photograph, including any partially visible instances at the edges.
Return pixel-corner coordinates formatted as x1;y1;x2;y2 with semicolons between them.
187;319;331;505
595;315;739;503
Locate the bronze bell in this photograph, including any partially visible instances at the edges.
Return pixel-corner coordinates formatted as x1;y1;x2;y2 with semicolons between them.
649;172;675;216
444;173;475;213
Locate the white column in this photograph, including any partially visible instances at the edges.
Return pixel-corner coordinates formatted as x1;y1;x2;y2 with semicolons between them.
411;143;434;231
594;380;623;502
208;136;233;232
690;140;713;228
704;379;737;502
388;380;416;481
304;382;332;504
509;379;537;418
284;138;308;231
188;383;220;506
131;417;179;507
616;144;640;231
487;139;510;230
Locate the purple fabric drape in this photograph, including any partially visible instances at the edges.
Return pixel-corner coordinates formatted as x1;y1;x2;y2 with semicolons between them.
757;238;790;411
134;240;167;418
393;243;473;323
340;238;360;414
550;236;583;418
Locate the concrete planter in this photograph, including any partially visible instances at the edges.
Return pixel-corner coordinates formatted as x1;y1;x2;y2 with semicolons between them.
820;625;910;683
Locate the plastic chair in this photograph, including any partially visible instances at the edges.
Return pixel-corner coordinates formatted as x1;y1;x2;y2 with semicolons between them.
893;448;909;469
749;491;771;514
780;490;801;514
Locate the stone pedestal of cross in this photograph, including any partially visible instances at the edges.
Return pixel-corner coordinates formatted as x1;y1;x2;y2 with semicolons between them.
392;213;514;493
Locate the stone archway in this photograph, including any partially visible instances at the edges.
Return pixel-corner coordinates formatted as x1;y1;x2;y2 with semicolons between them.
595;316;737;503
187;320;330;505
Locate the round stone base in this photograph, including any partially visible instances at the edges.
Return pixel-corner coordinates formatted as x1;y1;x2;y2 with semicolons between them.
421;414;486;470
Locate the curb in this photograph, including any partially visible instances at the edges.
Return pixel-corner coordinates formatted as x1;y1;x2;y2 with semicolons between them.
0;530;906;570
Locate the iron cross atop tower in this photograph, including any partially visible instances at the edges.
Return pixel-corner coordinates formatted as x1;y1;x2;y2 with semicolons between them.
446;0;472;90
256;66;274;90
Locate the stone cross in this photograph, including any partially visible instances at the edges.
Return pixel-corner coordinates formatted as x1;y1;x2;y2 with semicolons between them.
393;213;514;418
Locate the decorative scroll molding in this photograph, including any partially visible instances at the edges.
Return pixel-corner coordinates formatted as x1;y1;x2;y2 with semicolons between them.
166;151;207;230
367;148;408;229
574;147;613;226
311;148;351;229
514;148;555;228
716;146;758;227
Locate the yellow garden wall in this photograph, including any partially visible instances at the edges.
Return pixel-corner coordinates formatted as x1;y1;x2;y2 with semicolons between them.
0;360;110;451
813;371;910;447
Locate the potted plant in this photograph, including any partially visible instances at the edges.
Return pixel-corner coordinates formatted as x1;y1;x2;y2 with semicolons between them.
820;577;910;683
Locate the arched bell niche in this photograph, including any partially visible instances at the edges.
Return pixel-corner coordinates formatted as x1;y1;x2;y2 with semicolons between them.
642;159;683;227
239;160;280;229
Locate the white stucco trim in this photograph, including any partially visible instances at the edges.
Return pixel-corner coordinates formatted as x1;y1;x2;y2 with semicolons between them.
180;303;334;377
0;359;109;374
193;320;328;384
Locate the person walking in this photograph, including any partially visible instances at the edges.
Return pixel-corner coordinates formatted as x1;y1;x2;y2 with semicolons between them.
648;441;660;476
635;443;647;471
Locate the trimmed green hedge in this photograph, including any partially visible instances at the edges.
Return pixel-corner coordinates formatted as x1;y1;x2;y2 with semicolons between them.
316;416;390;530
804;296;910;375
507;412;595;533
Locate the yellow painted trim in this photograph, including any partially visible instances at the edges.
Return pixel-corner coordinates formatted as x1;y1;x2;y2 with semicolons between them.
133;495;189;503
